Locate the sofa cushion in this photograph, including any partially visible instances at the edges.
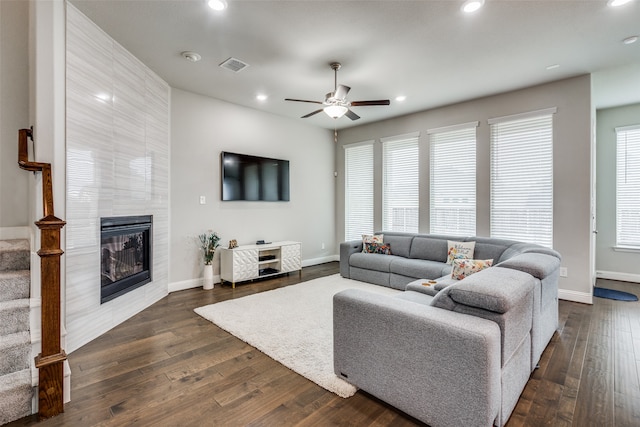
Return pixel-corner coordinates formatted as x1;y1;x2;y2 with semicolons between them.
464;237;513;263
390;257;451;280
383;234;414;258
350;252;394;272
451;259;493;280
409;237;448;262
446;240;475;264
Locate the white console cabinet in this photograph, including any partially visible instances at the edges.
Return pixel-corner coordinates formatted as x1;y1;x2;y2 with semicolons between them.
219;241;301;288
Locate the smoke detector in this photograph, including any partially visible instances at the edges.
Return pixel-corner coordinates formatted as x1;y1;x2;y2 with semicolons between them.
181;51;201;62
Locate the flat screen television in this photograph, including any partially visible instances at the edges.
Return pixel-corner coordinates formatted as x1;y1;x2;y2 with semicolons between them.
221;151;290;201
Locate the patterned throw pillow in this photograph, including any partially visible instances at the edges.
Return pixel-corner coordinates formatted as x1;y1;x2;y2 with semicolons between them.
363;242;392;255
446;240;475;264
451;258;493;280
362;234;384;253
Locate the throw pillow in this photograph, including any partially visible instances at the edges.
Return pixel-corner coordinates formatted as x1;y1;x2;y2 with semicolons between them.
363;242;392;255
446;240;475;264
451;258;493;280
362;234;384;253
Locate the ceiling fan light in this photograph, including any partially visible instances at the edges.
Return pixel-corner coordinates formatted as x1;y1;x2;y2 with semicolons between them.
324;105;348;119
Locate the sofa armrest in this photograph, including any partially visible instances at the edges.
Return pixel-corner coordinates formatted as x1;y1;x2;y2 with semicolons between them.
334;289;501;427
339;240;362;278
495;253;560;280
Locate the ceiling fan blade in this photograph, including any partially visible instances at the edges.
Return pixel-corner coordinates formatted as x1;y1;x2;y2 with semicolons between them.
334;85;351;100
301;109;324;118
285;98;324;105
345;109;360;121
350;100;391;106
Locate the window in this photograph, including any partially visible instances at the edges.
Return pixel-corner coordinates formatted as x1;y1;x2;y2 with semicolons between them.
382;133;419;232
489;108;555;248
616;125;640;247
429;122;478;236
344;142;374;241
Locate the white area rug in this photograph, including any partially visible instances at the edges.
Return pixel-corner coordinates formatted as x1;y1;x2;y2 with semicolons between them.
194;274;399;398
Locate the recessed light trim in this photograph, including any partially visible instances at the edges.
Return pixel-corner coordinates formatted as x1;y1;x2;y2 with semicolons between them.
607;0;633;7
623;35;638;45
208;0;227;11
461;0;485;13
181;51;201;62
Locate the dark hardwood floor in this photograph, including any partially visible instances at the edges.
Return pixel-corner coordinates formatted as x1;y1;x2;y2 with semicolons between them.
8;263;640;426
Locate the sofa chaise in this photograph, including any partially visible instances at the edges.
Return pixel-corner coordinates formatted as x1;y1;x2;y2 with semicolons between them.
334;232;561;427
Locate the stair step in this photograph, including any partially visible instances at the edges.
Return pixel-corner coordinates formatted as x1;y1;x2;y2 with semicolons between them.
0;239;30;272
0;368;34;425
0;331;31;376
0;299;30;336
0;270;30;302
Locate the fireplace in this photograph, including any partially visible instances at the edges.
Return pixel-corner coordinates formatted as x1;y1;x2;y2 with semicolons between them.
100;215;152;304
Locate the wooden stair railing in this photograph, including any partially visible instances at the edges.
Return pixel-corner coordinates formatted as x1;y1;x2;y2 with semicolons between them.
18;128;66;420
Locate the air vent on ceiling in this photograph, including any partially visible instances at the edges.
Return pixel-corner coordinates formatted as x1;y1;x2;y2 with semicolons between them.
219;57;249;73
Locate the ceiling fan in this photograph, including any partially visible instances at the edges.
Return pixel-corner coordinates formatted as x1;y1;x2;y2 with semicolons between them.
285;62;390;121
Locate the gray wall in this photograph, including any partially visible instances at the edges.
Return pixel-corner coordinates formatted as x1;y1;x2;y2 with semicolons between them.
0;0;29;228
337;75;593;301
170;88;336;286
596;102;640;282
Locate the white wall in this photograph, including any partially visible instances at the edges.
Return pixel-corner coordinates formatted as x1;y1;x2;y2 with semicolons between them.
596;102;640;283
337;75;593;303
169;88;336;288
0;0;29;228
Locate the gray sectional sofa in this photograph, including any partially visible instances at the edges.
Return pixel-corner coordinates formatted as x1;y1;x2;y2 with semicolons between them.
334;232;561;427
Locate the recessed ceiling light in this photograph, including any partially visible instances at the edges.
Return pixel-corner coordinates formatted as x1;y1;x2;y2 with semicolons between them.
461;0;485;13
256;94;268;101
546;64;560;70
607;0;633;7
395;95;407;102
181;51;201;62
208;0;227;11
623;35;638;45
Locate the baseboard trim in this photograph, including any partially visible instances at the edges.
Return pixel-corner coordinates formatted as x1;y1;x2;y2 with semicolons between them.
168;255;339;293
558;289;593;305
596;270;640;284
168;275;220;293
302;255;339;267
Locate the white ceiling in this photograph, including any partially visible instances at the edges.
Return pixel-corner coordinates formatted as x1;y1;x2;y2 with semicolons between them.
70;0;640;130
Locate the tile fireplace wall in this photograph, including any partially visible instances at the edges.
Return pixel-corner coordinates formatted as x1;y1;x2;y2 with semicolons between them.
65;5;169;352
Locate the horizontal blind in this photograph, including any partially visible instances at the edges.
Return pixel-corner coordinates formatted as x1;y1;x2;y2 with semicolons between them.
382;135;419;232
344;142;374;241
490;113;554;248
429;126;476;236
616;125;640;247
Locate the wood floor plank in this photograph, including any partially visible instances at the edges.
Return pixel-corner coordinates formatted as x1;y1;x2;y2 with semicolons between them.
7;266;640;427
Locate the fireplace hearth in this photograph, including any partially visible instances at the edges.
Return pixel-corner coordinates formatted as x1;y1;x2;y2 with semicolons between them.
100;215;152;304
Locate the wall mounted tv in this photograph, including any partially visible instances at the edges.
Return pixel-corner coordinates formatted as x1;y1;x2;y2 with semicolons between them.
221;151;290;201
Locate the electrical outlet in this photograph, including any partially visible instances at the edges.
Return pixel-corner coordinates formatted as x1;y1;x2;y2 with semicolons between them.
559;267;568;277
199;196;206;205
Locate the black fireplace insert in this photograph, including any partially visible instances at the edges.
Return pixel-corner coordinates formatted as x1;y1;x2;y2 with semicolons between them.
100;215;152;304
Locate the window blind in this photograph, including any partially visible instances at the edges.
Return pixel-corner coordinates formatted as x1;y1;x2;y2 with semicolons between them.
616;125;640;247
344;142;374;241
382;134;419;232
490;112;554;248
429;124;477;236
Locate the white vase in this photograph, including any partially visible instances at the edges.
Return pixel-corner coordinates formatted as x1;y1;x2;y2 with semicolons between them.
203;264;214;290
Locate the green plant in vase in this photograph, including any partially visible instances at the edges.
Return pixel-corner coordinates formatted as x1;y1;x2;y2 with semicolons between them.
199;231;221;265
